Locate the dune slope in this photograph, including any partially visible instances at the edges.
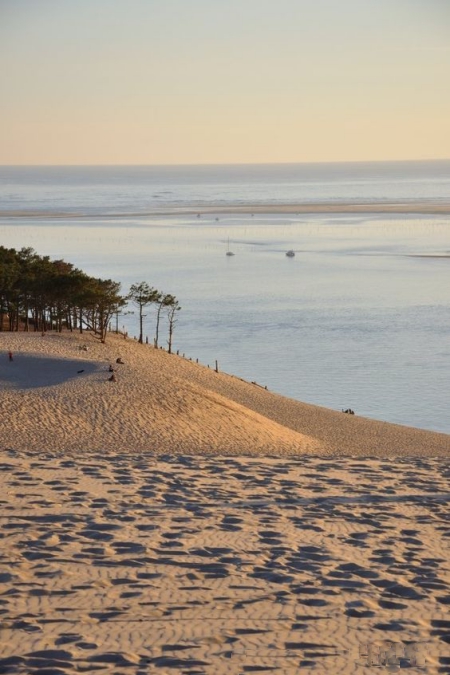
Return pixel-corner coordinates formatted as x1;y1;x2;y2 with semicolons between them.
0;332;449;457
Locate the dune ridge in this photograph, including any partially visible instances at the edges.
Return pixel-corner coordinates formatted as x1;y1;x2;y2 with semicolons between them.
1;332;450;674
0;331;448;457
0;332;318;457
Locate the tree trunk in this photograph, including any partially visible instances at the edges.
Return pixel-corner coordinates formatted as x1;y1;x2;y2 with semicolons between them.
155;303;163;348
139;305;143;344
24;302;29;331
168;319;174;354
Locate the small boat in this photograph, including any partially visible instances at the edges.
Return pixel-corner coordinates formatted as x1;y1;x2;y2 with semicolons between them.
226;238;235;256
286;250;295;257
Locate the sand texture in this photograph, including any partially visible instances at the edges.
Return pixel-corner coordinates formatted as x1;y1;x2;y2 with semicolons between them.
0;332;449;457
1;451;450;674
1;332;450;674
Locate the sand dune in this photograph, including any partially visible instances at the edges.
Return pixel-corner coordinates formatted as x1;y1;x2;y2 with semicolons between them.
1;451;449;674
0;332;320;456
0;331;448;457
1;332;450;674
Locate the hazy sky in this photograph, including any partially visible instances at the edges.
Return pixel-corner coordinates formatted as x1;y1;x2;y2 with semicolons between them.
1;0;449;165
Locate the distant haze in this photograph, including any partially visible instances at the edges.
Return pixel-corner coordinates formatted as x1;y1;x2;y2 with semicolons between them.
1;0;449;165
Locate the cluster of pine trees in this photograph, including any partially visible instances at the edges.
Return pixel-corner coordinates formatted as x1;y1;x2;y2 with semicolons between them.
0;246;180;350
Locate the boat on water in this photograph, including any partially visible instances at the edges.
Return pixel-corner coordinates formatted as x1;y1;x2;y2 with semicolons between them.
226;238;235;256
286;250;295;257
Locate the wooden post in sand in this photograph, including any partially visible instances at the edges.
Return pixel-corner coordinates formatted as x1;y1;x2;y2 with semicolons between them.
215;360;219;373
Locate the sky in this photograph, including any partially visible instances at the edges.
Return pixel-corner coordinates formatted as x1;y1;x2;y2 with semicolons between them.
0;0;449;165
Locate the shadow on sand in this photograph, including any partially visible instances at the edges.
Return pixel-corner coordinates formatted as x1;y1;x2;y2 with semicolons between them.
0;354;103;389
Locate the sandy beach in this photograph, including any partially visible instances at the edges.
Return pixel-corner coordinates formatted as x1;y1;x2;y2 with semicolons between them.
1;332;450;673
2;200;450;219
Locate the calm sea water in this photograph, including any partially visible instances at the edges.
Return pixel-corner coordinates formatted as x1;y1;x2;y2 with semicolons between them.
0;162;449;434
1;161;450;213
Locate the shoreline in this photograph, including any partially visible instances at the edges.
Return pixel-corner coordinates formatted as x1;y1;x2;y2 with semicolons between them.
2;201;450;219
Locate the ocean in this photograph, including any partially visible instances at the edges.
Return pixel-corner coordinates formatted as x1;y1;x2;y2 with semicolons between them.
0;161;449;434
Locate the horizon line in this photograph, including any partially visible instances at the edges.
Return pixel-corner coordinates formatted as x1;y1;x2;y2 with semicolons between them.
1;158;450;169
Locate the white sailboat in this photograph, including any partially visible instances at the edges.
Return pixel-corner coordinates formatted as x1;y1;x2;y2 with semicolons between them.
226;238;235;256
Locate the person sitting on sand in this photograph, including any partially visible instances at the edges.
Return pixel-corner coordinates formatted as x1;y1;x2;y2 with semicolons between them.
108;364;114;372
108;373;116;382
116;357;124;364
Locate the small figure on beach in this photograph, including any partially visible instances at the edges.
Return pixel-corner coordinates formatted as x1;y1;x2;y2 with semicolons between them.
108;364;114;372
342;408;355;415
77;369;85;374
108;373;116;382
116;358;124;364
8;351;13;361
